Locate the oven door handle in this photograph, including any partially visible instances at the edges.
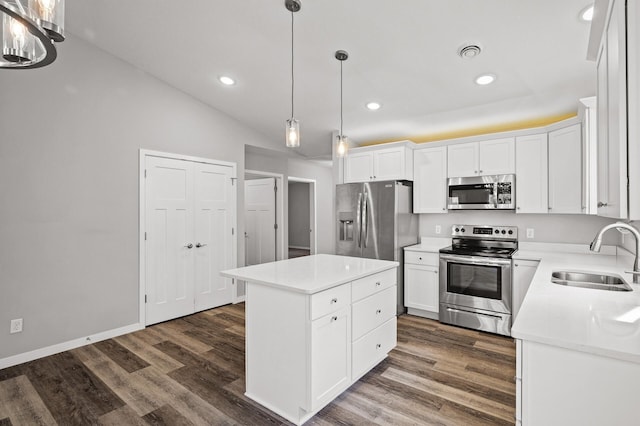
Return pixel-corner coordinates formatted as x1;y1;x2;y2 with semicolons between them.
445;306;505;320
439;254;512;266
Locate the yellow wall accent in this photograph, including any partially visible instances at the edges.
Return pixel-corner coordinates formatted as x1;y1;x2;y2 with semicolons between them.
360;112;578;146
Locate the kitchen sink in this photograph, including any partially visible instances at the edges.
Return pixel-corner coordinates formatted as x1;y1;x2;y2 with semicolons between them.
551;271;633;292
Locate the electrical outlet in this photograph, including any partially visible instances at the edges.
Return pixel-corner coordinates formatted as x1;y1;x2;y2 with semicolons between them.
526;228;535;239
435;225;442;234
10;318;23;334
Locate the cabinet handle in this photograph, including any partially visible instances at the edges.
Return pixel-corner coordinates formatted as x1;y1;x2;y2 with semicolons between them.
548;207;552;210
442;208;446;211
517;207;521;210
195;242;207;248
376;281;381;286
376;309;382;314
479;170;483;173
474;170;478;174
331;316;338;322
598;202;608;208
331;298;338;304
418;257;422;260
376;343;382;349
184;243;194;249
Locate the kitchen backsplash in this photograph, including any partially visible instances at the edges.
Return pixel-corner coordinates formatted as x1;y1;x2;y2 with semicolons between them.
419;212;621;246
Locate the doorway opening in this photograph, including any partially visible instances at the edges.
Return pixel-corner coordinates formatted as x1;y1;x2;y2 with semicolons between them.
288;177;317;259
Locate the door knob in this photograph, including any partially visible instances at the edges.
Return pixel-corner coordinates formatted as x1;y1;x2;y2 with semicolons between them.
196;243;207;248
184;243;193;249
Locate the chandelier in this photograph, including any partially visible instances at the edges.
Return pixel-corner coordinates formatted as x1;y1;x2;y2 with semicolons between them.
0;0;65;69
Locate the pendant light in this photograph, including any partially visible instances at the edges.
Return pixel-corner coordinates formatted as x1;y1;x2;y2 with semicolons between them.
284;0;301;148
0;0;65;69
335;50;349;157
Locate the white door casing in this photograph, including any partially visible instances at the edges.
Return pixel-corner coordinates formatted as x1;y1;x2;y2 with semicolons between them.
245;178;276;266
141;150;236;326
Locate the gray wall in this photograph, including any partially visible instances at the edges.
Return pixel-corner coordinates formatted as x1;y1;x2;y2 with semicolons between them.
419;211;620;245
288;182;311;248
0;35;279;360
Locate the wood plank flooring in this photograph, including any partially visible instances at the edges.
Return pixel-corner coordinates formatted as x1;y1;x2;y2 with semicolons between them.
0;304;515;425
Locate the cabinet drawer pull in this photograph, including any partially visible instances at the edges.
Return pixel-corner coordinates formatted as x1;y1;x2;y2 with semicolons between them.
376;281;381;286
376;343;382;349
331;316;338;322
376;309;382;314
418;257;422;260
331;298;338;304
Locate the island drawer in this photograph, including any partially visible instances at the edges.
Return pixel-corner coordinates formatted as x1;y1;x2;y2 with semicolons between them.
352;317;397;380
352;268;396;302
404;251;439;266
352;286;396;341
310;283;351;320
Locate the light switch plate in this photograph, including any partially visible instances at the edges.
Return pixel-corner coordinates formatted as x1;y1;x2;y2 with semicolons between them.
526;228;535;239
435;225;442;234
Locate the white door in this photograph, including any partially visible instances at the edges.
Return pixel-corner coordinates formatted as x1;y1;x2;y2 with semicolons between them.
194;162;235;311
145;155;236;325
245;178;276;266
145;156;195;325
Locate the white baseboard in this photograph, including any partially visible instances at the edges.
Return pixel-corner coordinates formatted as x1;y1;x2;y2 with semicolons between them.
0;322;144;370
288;246;310;250
234;296;246;303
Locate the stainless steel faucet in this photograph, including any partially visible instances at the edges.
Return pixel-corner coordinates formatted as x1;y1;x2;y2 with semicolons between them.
589;222;640;283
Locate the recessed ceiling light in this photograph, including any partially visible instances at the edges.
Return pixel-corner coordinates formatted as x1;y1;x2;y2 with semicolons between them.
475;74;496;86
580;5;594;22
219;76;236;86
366;102;381;111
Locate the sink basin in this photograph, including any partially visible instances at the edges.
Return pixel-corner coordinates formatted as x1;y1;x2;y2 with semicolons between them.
551;271;633;292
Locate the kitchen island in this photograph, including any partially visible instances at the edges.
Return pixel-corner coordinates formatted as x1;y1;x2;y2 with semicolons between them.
221;254;398;425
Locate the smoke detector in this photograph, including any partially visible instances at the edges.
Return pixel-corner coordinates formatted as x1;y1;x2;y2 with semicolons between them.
457;44;482;59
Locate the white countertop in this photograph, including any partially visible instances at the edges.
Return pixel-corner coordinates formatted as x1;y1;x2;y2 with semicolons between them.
404;237;450;253
511;244;640;363
221;254;398;295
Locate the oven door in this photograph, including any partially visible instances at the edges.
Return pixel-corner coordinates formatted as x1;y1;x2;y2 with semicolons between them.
439;254;512;314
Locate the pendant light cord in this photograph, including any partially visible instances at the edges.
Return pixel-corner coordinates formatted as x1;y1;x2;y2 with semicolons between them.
291;10;295;118
340;60;343;136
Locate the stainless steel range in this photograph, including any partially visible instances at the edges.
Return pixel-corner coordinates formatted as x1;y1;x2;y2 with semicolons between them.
439;224;518;336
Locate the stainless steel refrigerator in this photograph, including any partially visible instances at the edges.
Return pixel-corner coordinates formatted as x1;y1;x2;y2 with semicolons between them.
336;180;418;314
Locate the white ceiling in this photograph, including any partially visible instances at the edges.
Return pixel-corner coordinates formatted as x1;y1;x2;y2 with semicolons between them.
65;0;596;159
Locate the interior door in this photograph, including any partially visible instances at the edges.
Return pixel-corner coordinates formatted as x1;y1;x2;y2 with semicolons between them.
194;162;235;311
145;156;195;325
244;178;276;266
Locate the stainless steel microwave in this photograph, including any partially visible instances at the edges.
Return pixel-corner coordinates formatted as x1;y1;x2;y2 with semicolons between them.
447;174;515;210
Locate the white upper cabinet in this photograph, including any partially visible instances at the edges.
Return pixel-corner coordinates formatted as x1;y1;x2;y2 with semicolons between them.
596;0;628;219
515;134;548;214
548;124;583;214
447;138;515;177
344;151;374;183
447;143;478;177
413;146;447;213
344;144;413;183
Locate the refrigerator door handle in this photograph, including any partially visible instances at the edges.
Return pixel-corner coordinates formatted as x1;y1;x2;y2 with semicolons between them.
356;192;363;248
362;193;369;248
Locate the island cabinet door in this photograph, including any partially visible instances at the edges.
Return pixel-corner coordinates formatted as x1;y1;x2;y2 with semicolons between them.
309;306;352;411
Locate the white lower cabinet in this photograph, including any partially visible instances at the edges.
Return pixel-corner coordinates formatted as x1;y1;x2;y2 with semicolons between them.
245;268;397;425
311;306;351;411
517;339;640;425
404;250;439;319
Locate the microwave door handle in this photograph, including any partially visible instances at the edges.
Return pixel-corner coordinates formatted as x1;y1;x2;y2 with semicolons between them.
493;182;499;208
356;192;363;248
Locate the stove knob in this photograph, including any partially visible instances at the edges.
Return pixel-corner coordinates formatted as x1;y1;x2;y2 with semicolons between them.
454;227;460;232
494;229;499;234
508;230;513;235
461;228;466;233
501;230;506;234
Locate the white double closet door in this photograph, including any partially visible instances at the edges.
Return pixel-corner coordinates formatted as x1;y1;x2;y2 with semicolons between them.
145;155;235;326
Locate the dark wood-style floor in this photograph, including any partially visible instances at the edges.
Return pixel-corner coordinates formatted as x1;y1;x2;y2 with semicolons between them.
0;304;515;425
